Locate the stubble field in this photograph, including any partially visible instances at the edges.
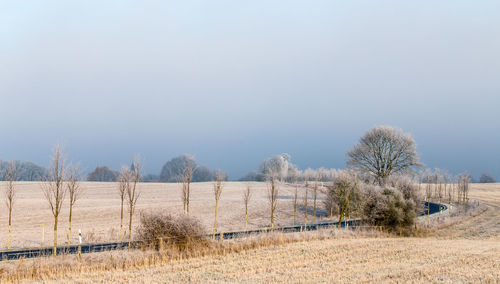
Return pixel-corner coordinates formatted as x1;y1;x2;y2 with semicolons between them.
56;183;500;283
1;183;499;283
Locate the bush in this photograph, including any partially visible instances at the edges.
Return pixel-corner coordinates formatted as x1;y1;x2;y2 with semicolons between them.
324;171;363;221
386;174;423;206
136;212;208;251
363;187;417;230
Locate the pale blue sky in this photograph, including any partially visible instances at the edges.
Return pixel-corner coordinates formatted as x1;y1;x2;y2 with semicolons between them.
1;1;499;179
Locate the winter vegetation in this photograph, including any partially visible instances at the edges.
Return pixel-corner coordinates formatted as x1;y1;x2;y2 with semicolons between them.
0;159;46;181
87;166;119;182
0;125;498;283
479;173;496;183
160;155;217;182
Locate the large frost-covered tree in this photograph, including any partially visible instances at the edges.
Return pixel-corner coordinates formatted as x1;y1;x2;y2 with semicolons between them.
259;153;298;182
347;126;421;185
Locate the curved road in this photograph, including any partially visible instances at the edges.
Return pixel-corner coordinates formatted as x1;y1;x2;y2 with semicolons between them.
0;201;446;261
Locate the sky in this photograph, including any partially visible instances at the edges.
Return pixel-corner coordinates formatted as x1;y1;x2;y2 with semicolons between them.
1;1;499;180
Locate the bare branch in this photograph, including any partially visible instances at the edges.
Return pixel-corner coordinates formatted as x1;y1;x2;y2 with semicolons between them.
41;144;67;256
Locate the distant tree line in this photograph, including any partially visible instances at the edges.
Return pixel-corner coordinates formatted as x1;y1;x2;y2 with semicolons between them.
0;160;46;181
159;155;218;182
87;166;119;182
85;154;220;182
479;173;496;183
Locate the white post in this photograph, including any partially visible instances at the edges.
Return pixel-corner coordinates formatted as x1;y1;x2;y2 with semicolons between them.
78;229;82;261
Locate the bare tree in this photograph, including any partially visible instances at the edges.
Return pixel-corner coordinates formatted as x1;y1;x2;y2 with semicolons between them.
66;163;83;244
243;185;251;230
117;166;128;241
442;172;451;204
313;180;318;224
267;171;279;231
41;145;66;256
293;183;298;225
126;157;142;249
457;173;470;205
4;161;16;249
212;171;224;239
450;178;456;204
180;177;188;212
304;168;315;187
423;171;432;218
347;126;421;185
303;186;308;228
181;160;194;214
326;171;362;228
437;174;443;206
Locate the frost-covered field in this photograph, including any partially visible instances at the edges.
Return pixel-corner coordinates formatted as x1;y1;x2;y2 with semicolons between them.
0;181;326;248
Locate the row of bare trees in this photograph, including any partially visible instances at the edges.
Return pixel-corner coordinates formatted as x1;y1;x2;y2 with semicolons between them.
264;170;323;230
116;158;142;249
2;147;77;253
422;169;471;205
5;145;142;256
37;145;84;255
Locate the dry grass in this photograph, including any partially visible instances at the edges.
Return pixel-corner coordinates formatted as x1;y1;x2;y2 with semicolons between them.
428;183;500;240
0;228;387;283
3;234;497;283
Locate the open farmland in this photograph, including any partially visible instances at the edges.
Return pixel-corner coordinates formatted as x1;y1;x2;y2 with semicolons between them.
47;183;500;283
53;237;499;283
430;183;500;240
0;181;327;249
1;183;499;283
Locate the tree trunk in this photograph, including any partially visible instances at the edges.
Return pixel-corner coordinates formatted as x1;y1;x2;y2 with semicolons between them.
68;204;73;244
8;210;12;249
245;205;248;230
270;209;274;231
338;208;344;229
213;199;219;239
304;189;308;230
128;208;133;249
120;198;124;241
293;201;296;225
186;182;190;214
53;216;58;256
313;192;317;224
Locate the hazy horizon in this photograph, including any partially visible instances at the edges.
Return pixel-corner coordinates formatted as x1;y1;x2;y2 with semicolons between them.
1;1;499;180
